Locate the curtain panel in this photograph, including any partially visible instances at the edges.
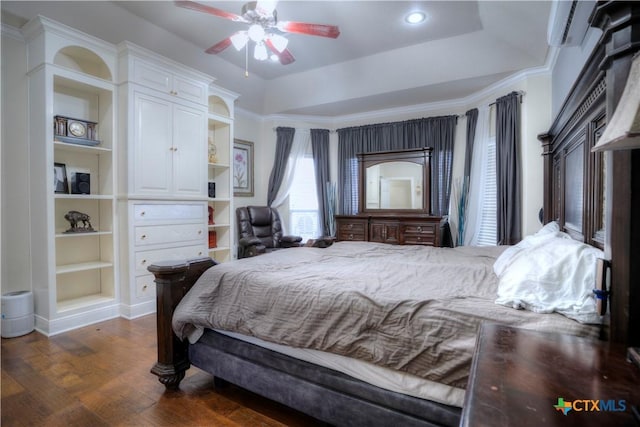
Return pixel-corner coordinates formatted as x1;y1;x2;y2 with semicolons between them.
267;127;295;206
337;116;457;216
311;129;331;236
456;108;479;245
495;92;522;245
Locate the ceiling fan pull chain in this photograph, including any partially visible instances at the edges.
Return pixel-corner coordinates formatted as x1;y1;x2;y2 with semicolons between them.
245;44;249;78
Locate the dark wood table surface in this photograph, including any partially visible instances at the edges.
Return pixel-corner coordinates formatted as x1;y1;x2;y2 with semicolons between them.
460;323;640;426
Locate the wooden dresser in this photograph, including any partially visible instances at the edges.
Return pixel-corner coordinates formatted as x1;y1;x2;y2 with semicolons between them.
461;323;640;427
335;214;444;247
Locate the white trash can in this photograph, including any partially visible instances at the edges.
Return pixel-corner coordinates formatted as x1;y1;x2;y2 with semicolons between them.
1;290;35;338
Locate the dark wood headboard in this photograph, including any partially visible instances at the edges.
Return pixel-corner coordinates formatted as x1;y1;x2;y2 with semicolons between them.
538;1;640;348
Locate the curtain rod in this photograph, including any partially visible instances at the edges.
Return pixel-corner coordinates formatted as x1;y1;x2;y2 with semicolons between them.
488;90;525;107
272;127;336;132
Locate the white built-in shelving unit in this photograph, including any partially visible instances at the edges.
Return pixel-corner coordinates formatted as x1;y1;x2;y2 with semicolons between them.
206;85;239;263
23;16;119;335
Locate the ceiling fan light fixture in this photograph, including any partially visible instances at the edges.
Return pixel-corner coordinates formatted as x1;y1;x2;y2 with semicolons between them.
254;42;268;60
269;33;289;52
248;24;266;42
405;11;426;24
230;31;249;50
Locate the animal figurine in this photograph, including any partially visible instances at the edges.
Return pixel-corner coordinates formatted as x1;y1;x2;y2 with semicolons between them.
64;210;94;233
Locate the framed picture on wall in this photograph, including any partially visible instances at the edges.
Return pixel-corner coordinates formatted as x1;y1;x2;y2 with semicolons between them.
233;139;254;197
54;162;69;194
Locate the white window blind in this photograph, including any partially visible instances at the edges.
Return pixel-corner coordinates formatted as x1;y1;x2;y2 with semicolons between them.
288;156;320;241
476;136;497;246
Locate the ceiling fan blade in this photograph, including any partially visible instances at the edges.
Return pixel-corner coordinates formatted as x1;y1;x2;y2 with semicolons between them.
264;39;295;65
276;48;296;65
277;21;340;38
175;1;248;23
205;37;233;54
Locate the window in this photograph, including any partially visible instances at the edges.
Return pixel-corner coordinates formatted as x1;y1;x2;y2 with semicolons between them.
475;136;497;246
288;156;320;242
464;106;497;246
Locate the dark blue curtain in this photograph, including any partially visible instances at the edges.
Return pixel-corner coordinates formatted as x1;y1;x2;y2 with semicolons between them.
311;129;331;236
267;127;295;206
495;92;522;245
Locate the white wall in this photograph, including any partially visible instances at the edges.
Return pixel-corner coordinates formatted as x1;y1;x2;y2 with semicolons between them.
1;28;31;295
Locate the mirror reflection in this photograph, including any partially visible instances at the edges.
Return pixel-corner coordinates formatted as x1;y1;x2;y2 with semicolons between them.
365;162;423;209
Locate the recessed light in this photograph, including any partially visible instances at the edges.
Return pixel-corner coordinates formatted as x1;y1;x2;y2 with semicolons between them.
405;11;426;24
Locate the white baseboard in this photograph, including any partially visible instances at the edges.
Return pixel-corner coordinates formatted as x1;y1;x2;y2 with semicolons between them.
34;304;121;337
119;300;156;320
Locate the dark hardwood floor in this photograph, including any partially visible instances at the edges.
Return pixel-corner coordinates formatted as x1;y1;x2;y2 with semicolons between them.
1;315;325;426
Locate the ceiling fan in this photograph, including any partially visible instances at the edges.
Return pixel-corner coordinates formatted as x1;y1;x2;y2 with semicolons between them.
175;1;341;66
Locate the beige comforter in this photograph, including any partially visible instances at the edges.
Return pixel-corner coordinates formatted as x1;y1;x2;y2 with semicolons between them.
173;241;599;388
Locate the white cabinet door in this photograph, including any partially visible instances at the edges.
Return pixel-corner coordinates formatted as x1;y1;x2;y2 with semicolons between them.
133;91;206;196
173;104;206;195
134;91;173;195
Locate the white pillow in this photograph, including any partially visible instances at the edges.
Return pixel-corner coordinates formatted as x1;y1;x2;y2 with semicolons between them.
494;234;604;324
493;221;568;277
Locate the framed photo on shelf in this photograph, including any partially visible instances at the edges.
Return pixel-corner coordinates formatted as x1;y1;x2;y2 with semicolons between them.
54;162;69;194
233;139;254;197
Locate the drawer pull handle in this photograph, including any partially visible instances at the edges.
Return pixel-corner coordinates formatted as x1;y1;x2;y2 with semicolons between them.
141;259;147;265
143;284;148;291
348;234;354;240
417;226;422;232
198;251;203;256
198;230;202;234
141;234;147;240
140;211;145;217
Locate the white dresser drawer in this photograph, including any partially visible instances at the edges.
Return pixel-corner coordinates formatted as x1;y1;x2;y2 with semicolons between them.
135;245;206;275
134;223;205;247
135;274;156;300
133;203;205;223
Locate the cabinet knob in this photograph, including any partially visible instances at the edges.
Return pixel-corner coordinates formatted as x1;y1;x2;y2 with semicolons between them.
141;234;147;240
198;251;203;256
348;234;354;240
417;226;422;232
143;284;148;291
141;259;147;265
347;224;353;229
140;211;145;217
198;230;202;234
170;90;177;96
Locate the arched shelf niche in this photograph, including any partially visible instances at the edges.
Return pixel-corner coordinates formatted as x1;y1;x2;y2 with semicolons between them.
209;95;231;118
54;46;113;81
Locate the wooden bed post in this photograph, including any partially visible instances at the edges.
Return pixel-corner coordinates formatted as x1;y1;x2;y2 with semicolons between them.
149;258;217;389
537;132;553;224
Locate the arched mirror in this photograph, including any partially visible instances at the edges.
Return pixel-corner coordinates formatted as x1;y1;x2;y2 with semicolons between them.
358;148;432;214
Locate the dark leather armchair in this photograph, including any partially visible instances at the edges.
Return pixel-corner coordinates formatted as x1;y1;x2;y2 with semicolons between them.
236;206;302;258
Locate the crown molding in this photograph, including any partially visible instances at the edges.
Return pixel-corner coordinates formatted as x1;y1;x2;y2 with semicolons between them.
1;23;24;42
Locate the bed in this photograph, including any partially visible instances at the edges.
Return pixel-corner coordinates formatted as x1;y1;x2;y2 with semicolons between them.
149;3;640;426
